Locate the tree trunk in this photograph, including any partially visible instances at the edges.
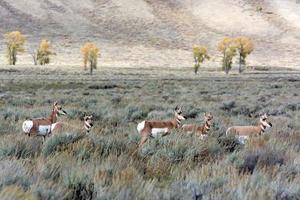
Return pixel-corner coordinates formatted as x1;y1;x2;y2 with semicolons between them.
12;52;16;65
90;61;93;75
238;54;242;74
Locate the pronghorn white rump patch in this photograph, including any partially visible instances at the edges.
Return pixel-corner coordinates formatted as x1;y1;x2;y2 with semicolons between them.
151;128;168;138
238;135;249;144
137;121;145;133
22;120;33;133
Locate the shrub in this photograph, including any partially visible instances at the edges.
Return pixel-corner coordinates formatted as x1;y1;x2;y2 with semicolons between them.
4;31;26;65
0;137;41;159
0;160;33;190
239;149;285;174
0;185;37;200
42;133;85;157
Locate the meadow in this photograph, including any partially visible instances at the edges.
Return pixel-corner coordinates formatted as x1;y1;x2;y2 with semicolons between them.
0;66;299;200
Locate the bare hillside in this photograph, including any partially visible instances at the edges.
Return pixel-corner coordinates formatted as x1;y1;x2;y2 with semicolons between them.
0;0;300;68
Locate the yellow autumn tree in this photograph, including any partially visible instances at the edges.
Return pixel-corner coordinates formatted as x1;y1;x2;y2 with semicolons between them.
234;37;254;73
36;39;55;65
4;31;26;65
80;42;100;75
192;45;210;74
217;37;237;74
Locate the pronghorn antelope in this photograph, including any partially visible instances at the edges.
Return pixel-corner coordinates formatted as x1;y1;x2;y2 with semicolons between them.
226;113;272;144
51;115;94;135
22;102;67;142
182;112;213;139
137;106;186;147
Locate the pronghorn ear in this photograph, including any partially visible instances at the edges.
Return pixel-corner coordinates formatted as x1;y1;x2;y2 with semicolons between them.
175;105;179;111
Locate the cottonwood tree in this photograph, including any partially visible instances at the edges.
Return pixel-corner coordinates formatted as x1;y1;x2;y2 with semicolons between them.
234;37;254;73
192;45;210;74
36;39;55;65
81;42;100;75
4;31;26;65
218;37;237;74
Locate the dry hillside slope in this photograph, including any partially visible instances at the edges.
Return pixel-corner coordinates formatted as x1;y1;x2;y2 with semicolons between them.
0;0;300;68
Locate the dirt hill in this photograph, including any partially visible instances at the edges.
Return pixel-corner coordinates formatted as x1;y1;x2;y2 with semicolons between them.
0;0;300;68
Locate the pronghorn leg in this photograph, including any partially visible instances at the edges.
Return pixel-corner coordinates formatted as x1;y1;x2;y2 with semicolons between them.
162;128;170;137
139;135;148;148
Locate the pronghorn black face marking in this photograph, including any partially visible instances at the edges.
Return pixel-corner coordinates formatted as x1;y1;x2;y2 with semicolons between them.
53;102;67;116
259;113;272;132
204;112;213;131
174;106;186;127
84;115;94;133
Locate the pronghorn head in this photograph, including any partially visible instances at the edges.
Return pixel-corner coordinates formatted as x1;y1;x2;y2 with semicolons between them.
174;106;186;121
204;112;213;126
260;113;272;128
84;115;94;133
53;102;67;116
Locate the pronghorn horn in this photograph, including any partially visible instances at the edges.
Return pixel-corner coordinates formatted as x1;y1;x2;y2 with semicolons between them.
175;105;179;111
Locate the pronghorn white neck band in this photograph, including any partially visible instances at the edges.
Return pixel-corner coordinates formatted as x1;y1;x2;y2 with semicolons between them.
260;124;266;132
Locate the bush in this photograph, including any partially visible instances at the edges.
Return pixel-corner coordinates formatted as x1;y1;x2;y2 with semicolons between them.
0;185;37;200
42;133;85;157
0;160;33;190
239;149;285;174
0;137;41;159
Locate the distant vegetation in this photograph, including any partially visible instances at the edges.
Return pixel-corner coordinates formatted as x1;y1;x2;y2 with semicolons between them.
36;39;55;65
2;30;255;75
217;37;237;74
80;42;100;75
216;37;254;74
234;37;254;73
192;45;210;74
4;31;26;65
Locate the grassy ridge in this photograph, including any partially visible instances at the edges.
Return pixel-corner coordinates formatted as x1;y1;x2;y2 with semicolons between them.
0;67;299;199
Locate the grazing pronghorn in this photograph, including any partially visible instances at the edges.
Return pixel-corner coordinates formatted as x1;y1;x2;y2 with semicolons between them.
182;112;213;139
22;102;67;142
226;113;272;144
51;115;94;135
137;106;186;147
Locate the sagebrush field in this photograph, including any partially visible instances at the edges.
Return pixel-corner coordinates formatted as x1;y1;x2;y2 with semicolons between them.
0;66;299;200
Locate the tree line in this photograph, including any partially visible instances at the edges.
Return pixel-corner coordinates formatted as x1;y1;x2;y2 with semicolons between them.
193;37;254;74
3;31;253;75
3;31;99;75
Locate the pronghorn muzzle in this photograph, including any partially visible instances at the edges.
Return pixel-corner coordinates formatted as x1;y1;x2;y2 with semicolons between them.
84;115;94;132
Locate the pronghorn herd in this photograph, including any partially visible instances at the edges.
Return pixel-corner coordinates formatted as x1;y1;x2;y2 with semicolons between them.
22;102;273;147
